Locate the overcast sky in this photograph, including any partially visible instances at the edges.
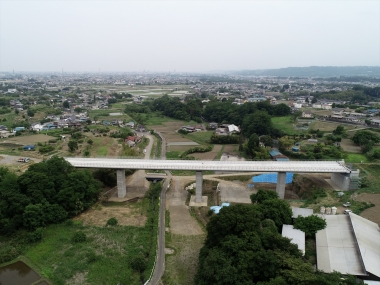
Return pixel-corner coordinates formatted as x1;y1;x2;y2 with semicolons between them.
0;0;379;72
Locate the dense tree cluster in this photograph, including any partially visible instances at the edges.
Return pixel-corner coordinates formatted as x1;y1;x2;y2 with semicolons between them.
125;96;290;138
203;101;290;128
313;86;380;104
195;190;362;285
0;157;102;234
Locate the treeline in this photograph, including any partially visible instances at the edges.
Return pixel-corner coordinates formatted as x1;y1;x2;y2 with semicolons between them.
195;190;364;285
203;100;290;126
313;86;380;104
0;157;102;234
124;96;291;137
151;95;203;122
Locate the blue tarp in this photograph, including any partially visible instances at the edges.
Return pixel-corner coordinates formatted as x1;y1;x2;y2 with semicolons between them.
210;203;230;214
269;149;281;157
252;173;293;184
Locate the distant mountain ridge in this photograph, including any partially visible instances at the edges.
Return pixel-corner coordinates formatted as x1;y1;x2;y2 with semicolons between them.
232;66;380;78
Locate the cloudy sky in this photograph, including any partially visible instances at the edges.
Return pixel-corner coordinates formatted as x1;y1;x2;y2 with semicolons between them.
0;0;379;72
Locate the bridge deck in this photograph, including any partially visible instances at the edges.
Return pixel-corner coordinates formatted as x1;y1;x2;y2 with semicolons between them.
65;158;351;173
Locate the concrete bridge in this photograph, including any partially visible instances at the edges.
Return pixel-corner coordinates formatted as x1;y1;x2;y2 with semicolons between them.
65;158;357;201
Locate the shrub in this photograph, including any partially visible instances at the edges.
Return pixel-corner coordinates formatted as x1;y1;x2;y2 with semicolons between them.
71;231;86;243
64;219;74;226
106;217;118;226
39;145;54;153
86;251;99;263
130;256;147;272
27;227;44;243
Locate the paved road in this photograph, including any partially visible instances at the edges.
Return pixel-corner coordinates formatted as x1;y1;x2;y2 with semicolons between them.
149;131;170;285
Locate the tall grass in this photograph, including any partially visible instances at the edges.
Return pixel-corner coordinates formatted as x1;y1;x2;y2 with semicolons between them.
15;183;163;285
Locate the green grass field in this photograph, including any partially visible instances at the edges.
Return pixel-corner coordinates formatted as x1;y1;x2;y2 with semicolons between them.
345;153;369;163
20;184;161;285
272;116;304;135
25;223;146;284
186;131;214;145
353;163;380;194
166;151;182;159
163;234;205;285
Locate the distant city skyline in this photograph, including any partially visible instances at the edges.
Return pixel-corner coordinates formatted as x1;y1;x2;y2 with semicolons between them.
0;1;379;72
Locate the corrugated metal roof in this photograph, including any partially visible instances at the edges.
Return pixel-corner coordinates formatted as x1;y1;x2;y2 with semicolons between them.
349;213;380;278
292;207;313;218
282;225;305;255
316;215;367;276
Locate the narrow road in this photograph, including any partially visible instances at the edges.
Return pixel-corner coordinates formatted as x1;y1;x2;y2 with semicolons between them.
148;132;171;285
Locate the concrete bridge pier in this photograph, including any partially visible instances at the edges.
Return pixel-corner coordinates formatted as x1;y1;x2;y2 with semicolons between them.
276;172;286;199
116;169;126;198
189;171;208;206
196;171;203;203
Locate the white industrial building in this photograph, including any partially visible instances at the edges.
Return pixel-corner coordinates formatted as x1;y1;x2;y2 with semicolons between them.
316;213;380;282
282;224;305;256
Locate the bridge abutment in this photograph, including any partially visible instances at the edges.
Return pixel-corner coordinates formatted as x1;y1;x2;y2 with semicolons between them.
276;172;286;199
331;169;360;191
116;169;126;198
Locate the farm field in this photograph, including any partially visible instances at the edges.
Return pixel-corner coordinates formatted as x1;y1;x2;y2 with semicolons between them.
1;134;55;144
311;120;358;132
191;145;222;160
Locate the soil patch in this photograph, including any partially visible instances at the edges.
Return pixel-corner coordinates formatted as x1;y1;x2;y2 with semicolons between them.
355;193;380;225
166;177;204;235
2;134;56;144
167;145;192;152
340;138;362;153
74;203;147;227
223;144;238;154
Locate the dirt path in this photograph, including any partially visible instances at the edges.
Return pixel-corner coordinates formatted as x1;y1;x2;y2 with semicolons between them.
355;193;380;225
166;176;204;235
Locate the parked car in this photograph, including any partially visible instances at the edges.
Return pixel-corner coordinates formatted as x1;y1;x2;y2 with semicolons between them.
344;209;352;214
17;157;30;163
343;202;351;207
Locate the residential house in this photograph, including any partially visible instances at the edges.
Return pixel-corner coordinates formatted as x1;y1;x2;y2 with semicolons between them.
228;124;240;134
31;123;43;132
302;110;313;118
125;121;135;128
209;122;218;129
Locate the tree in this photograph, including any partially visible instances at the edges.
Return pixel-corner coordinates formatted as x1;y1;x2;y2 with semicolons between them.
247;134;259;157
130;256;147;273
333;125;345;136
250;189;278;204
23;204;46;229
87;139;93;145
74;107;82;113
68;140;78;152
311;97;317;104
27;109;35;117
260;135;274;147
352;130;380;146
293;215;327;237
242;111;273;137
259;199;292;229
291;111;302;122
279;137;294;150
63;100;70;108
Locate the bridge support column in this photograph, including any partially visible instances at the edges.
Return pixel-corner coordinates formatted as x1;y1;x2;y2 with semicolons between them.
276;172;286;199
189;171;208;206
196;171;203;203
117;169;126;198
